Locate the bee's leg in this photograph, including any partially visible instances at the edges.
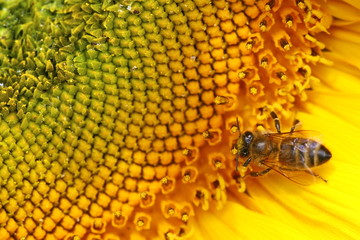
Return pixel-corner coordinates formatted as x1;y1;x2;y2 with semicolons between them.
240;157;252;177
235;155;239;172
302;169;328;183
249;168;272;177
236;117;241;133
243;157;252;167
270;111;281;133
290;119;300;133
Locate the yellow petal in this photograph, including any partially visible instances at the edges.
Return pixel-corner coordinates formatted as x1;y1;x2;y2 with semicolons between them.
193;201;315;240
313;65;360;95
307;92;360;128
325;1;360;21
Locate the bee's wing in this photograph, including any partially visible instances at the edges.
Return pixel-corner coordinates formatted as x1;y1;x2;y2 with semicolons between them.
265;130;322;143
260;160;327;186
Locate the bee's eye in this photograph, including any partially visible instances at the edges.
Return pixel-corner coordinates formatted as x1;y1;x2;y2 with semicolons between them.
243;131;253;144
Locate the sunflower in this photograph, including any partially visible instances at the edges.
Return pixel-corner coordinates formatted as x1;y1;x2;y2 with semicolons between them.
0;0;359;239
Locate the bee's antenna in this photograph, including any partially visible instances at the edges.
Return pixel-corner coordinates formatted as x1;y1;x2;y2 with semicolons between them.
235;155;239;172
234;117;241;172
290;119;300;133
236;117;241;135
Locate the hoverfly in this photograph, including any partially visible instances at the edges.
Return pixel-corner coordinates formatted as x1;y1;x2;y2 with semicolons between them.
233;112;332;184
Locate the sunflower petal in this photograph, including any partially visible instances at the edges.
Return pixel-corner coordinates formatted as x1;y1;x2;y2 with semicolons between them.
325;1;360;21
192;201;314;240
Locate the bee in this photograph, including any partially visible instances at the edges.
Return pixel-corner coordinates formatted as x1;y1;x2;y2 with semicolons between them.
233;112;332;184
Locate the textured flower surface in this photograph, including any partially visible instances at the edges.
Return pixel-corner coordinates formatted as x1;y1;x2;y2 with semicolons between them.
0;0;359;239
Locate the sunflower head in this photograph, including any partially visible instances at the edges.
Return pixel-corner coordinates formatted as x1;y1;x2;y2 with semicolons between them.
0;0;359;239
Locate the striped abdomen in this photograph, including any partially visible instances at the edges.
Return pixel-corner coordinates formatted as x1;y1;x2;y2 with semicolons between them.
278;138;332;169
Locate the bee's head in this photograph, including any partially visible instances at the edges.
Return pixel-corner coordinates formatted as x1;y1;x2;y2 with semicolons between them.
236;131;254;158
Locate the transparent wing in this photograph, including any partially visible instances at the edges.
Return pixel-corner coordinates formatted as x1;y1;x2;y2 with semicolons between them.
264;130;322;143
259;159;327;186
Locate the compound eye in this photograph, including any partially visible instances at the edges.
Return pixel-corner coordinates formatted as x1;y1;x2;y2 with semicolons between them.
243;131;253;144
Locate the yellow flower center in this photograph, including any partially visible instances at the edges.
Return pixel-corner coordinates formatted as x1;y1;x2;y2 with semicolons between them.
0;0;333;239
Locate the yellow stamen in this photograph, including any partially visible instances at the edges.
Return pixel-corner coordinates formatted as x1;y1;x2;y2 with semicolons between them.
238;71;247;79
285;15;294;28
202;130;212;139
214;95;229;105
230;125;239;134
231;146;238;155
161;177;168;185
137;220;144;227
280;38;291;51
250;87;258;95
297;0;306;10
277;72;288;81
182;148;192;156
260;57;268;67
214;160;222;169
265;0;275;12
246;41;254;50
181;213;189;223
168;208;175;216
260;20;267;32
140;192;147;199
183;173;191;183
